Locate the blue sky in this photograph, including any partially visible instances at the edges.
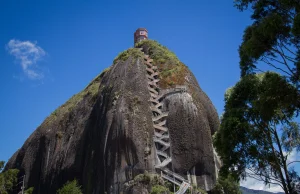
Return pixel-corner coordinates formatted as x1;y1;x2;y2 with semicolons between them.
0;0;298;192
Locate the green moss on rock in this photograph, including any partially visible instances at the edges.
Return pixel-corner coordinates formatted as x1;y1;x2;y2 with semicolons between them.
113;48;144;64
151;185;169;194
136;40;188;89
43;67;110;127
136;40;180;66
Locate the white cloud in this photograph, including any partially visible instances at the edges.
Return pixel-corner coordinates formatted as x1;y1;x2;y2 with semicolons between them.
241;177;283;193
6;39;46;80
286;149;299;167
241;149;300;193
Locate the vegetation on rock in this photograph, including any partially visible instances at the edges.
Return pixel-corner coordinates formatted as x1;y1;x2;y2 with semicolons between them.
57;179;82;194
211;174;241;194
113;48;144;64
151;185;169;194
44;68;108;127
136;40;189;89
0;161;19;194
25;187;34;194
136;40;180;66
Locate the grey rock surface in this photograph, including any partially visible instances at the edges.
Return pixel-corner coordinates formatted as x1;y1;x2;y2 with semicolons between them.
5;41;219;194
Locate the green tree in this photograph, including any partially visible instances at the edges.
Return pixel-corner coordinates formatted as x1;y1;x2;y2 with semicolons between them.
211;174;242;194
236;0;300;91
57;179;82;194
0;161;19;194
25;187;34;194
150;185;169;194
214;72;300;194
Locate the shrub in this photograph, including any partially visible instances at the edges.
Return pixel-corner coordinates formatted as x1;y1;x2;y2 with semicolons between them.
57;179;82;194
113;48;144;64
136;40;180;66
25;187;34;194
151;185;169;194
136;40;189;89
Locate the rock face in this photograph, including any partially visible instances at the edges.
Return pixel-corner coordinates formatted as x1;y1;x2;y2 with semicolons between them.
5;40;220;194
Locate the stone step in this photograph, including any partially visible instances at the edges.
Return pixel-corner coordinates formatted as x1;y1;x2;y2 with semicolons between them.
147;75;160;82
145;61;153;67
153;137;170;147
162;169;187;182
149;97;160;104
148;81;158;88
146;67;155;74
153;120;166;126
161;174;181;186
148;86;159;95
155;157;172;169
150;92;158;99
175;182;190;194
152;112;168;122
156;150;169;158
152;72;159;77
154;132;169;140
154;131;166;138
151;107;162;115
146;58;153;63
153;124;168;132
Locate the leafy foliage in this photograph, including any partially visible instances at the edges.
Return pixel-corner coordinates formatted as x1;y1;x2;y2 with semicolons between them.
136;40;189;89
25;187;34;194
136;40;180;66
150;185;169;194
113;48;144;64
218;1;300;193
57;179;82;194
0;161;19;194
235;0;300;90
211;174;242;194
214;72;300;193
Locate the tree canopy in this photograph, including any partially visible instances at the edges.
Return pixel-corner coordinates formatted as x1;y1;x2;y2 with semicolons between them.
57;179;82;194
213;1;300;193
0;161;19;194
235;0;300;90
211;174;242;194
214;72;300;193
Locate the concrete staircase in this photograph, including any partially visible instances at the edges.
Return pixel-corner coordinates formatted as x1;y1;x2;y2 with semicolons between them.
138;47;190;194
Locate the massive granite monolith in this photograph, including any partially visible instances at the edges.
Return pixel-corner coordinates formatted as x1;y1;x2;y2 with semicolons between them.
5;40;220;194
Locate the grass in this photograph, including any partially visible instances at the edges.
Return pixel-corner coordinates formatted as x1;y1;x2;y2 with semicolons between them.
113;48;144;64
151;185;169;194
136;40;189;89
43;67;110;127
133;173;173;193
136;40;180;66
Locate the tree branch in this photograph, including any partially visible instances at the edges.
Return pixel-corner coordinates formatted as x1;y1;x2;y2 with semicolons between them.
279;40;297;57
246;169;284;190
287;160;300;166
273;47;294;73
261;57;292;76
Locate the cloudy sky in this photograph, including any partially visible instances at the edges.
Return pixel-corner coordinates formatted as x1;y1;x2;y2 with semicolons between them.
0;0;298;192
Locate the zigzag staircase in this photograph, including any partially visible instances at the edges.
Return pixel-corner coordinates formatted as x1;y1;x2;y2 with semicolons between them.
138;47;190;194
